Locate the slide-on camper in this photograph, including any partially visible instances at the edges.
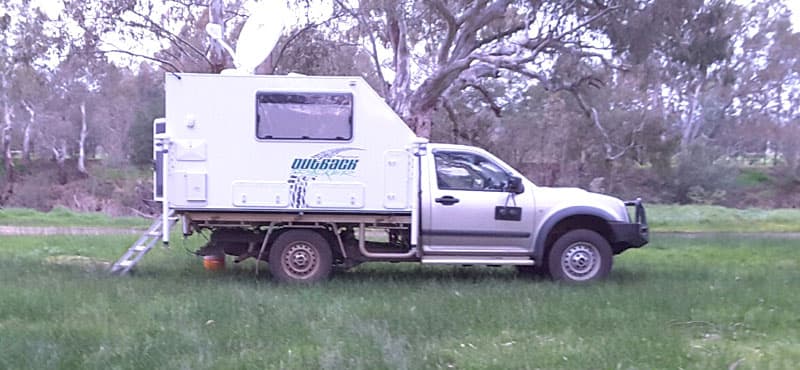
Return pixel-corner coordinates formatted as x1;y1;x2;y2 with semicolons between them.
110;72;648;283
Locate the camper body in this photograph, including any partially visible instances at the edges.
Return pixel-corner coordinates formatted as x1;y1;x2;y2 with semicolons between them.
151;73;648;283
159;73;417;212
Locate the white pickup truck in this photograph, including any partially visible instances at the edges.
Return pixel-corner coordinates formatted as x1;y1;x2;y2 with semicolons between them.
111;73;648;283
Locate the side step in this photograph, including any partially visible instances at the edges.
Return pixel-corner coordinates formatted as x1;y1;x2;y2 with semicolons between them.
110;212;178;275
421;256;534;266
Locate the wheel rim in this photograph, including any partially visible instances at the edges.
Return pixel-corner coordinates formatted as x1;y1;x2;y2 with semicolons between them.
282;242;319;279
561;242;601;281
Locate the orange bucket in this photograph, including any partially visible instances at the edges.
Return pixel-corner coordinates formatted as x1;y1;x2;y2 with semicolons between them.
203;255;226;271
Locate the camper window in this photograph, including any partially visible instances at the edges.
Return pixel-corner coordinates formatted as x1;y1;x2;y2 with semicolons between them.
256;92;353;140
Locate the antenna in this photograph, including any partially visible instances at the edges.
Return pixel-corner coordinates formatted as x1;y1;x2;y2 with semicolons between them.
205;0;289;74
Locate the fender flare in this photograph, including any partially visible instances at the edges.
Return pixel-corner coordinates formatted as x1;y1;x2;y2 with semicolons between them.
532;206;615;262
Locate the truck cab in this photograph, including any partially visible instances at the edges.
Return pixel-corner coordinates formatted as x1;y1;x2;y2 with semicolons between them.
419;143;648;281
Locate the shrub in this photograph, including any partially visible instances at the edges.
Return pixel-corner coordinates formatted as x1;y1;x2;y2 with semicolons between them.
671;143;736;204
737;169;771;187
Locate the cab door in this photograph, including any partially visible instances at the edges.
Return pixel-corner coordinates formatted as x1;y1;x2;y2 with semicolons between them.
421;149;534;255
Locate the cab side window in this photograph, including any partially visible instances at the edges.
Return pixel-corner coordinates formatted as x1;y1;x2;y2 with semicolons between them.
434;151;510;191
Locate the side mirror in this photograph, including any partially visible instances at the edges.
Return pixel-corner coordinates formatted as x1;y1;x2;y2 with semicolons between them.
506;176;525;194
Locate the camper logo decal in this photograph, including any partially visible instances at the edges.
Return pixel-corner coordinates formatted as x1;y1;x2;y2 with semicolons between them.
288;175;311;208
287;147;363;208
289;147;363;178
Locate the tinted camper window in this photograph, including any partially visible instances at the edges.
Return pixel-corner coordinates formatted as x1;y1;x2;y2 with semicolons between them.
256;92;353;140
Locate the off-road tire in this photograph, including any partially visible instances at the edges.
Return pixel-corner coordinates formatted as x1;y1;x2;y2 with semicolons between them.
268;229;333;283
547;229;612;282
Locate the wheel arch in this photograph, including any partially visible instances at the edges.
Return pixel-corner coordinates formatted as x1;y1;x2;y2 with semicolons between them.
533;207;615;262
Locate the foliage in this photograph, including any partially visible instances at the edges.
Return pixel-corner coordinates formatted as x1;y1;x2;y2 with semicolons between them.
1;0;800;210
126;66;165;167
662;144;736;204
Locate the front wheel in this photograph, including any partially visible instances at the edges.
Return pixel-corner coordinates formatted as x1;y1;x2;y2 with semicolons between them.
547;229;612;282
268;230;333;283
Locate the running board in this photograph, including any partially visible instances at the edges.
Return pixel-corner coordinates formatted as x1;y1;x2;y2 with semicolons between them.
421;256;534;266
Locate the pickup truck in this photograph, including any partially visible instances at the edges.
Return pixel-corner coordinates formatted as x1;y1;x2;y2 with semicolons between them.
190;142;648;283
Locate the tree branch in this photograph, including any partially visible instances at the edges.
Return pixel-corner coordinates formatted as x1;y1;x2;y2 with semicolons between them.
332;0;389;95
125;9;213;68
426;0;458;66
271;10;348;73
98;49;182;73
554;5;620;42
569;88;640;161
388;9;412;112
464;83;503;117
451;0;511;61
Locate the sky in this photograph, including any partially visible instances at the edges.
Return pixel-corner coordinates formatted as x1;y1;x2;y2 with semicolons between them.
788;1;800;30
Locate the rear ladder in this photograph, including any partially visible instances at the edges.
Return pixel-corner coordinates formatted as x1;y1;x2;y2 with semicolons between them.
110;212;178;275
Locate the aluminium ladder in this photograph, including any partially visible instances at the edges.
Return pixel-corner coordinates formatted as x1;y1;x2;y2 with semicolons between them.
110;211;178;275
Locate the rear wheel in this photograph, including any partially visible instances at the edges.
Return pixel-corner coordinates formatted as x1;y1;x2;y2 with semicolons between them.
547;229;612;282
268;230;333;283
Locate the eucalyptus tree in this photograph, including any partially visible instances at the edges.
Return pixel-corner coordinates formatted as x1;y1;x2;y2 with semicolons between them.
717;1;800;179
0;1;67;199
322;0;630;138
63;0;248;73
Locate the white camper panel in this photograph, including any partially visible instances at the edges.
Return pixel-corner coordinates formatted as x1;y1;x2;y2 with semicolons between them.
164;73;418;213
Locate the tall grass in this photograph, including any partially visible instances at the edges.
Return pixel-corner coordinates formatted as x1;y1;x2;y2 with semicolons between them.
647;204;800;232
0;207;148;228
3;204;800;233
0;232;797;369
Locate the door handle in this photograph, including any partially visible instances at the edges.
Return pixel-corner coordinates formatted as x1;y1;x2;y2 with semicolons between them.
435;196;460;205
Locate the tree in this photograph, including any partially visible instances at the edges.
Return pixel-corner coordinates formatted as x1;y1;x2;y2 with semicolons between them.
64;0;248;74
0;1;68;199
326;1;632;137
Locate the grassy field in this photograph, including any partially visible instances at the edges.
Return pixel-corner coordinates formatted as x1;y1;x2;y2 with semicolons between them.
4;204;800;233
0;207;148;228
646;205;800;233
0;228;798;369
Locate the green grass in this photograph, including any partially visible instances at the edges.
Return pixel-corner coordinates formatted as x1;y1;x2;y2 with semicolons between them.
3;204;800;233
0;233;798;369
0;207;148;228
647;204;800;233
736;168;771;187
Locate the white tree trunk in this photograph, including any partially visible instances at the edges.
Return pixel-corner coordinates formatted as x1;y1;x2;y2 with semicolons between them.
681;72;706;149
21;100;34;162
78;101;88;175
388;11;412;115
22;124;31;161
52;139;68;184
2;96;13;183
208;0;226;72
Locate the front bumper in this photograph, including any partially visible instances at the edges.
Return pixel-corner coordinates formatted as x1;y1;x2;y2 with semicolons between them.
609;198;649;253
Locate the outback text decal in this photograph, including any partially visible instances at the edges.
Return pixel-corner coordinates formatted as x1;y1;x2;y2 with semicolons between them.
289;147;363;178
291;158;358;171
287;147;364;208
